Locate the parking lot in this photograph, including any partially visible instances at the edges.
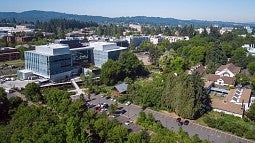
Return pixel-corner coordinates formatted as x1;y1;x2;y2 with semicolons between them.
89;94;255;143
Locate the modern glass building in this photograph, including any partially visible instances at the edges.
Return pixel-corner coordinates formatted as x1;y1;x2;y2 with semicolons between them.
91;42;127;68
18;42;127;81
21;44;72;81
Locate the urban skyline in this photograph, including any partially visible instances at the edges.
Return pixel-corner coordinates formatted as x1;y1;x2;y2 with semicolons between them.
0;0;255;23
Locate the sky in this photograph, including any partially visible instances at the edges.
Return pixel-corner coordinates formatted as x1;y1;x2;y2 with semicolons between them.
1;0;255;23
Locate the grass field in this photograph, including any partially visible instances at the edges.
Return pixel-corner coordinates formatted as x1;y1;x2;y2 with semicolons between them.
0;59;24;67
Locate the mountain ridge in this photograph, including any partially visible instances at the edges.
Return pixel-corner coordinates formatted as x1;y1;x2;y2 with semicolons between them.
0;10;254;26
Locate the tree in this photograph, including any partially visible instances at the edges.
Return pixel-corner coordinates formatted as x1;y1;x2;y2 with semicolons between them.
44;88;71;114
127;131;149;143
118;51;148;79
0;87;9;122
246;103;255;121
235;73;249;86
163;72;209;119
108;102;118;115
8;96;23;110
248;61;255;75
230;48;248;68
100;60;121;85
188;46;206;65
205;45;227;66
107;125;128;143
148;46;161;66
25;82;42;102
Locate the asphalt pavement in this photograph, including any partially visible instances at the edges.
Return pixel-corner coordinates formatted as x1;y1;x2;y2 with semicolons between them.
89;94;255;143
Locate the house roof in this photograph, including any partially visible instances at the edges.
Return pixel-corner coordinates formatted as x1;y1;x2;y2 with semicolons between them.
114;83;128;93
217;63;241;75
211;98;243;115
189;64;205;75
207;74;235;85
225;88;251;103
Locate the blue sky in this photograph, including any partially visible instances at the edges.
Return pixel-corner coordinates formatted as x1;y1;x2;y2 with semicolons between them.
1;0;255;23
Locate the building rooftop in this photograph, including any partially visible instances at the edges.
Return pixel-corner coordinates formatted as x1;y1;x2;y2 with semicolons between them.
90;42;127;52
28;43;70;56
211;98;243;115
207;74;235;85
225;88;251;103
216;63;241;75
114;82;128;93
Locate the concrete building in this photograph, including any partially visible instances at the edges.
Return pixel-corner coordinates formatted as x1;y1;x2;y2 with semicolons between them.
150;36;163;45
165;36;189;43
220;27;233;35
20;44;72;81
0;47;20;62
126;36;149;47
91;42;127;68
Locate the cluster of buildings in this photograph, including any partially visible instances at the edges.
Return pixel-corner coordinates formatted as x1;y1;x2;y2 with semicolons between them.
0;24;34;35
187;63;254;118
18;40;127;81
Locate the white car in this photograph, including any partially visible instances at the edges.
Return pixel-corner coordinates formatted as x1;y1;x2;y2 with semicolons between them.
124;120;133;125
125;101;131;106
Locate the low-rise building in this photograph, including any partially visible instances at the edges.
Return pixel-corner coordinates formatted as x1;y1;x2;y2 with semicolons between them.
164;36;189;43
112;82;128;96
0;47;20;62
211;88;252;118
15;36;34;43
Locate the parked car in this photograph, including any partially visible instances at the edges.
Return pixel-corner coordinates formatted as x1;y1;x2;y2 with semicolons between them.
176;118;181;122
124;120;133;125
125;101;131;106
184;120;189;125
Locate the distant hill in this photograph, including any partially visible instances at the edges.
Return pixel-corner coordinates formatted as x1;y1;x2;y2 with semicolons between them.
0;10;254;27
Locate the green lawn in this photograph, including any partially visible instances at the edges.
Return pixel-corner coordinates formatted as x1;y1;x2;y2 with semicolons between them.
0;59;24;67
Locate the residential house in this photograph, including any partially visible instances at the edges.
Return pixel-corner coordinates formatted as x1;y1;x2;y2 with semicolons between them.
207;74;235;86
215;63;241;77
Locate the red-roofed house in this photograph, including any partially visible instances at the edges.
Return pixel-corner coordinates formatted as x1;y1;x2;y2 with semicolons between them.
215;63;241;77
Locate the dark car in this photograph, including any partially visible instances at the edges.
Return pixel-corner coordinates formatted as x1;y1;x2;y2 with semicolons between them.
184;120;189;125
178;122;183;126
120;109;127;114
141;106;146;110
176;118;181;122
105;96;111;100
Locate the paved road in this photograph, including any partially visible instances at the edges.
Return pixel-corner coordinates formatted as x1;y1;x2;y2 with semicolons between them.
89;94;254;143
